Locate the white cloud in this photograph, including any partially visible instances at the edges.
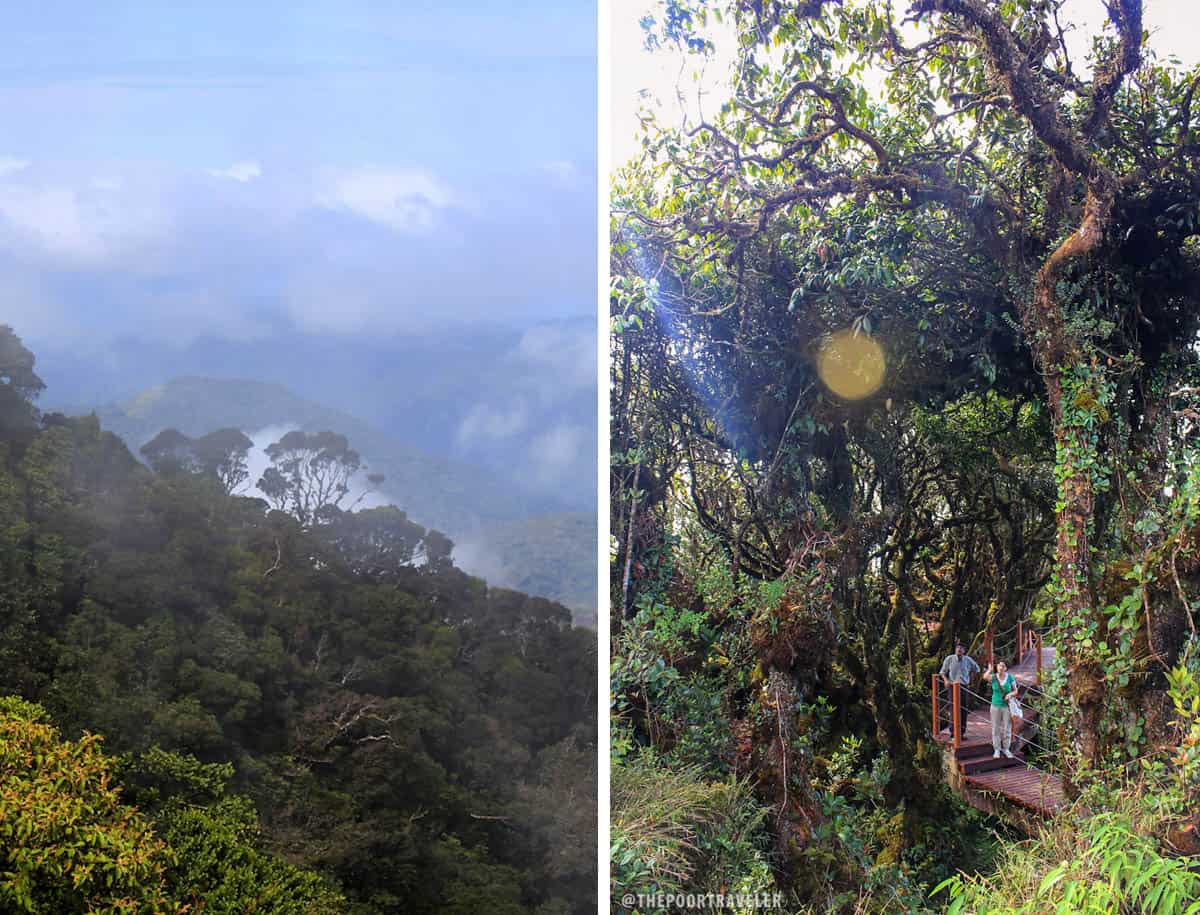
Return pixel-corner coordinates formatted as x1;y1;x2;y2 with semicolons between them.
282;278;386;334
0;157;588;344
0;185;90;254
513;323;596;390
456;402;530;445
315;166;454;233
0;157;30;178
531;423;585;482
206;161;262;182
0;178;167;263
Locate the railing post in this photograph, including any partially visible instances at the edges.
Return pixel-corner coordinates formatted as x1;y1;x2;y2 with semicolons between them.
1036;631;1043;686
952;681;961;749
986;629;994;669
1017;621;1024;663
932;674;940;738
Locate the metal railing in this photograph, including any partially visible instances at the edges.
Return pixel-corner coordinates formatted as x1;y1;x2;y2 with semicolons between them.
982;619;1043;684
931;619;1047;747
955;682;1058;757
932;676;955;739
930;676;992;748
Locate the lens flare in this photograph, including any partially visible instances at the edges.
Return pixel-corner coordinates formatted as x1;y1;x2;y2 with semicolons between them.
816;329;886;400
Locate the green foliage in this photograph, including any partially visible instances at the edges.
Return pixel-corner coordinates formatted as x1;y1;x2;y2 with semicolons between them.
156;801;346;914
0;697;177;914
610;759;771;908
0;700;345;914
804;787;937;915
610;555;752;775
0;397;596;913
0;324;44;437
140;427;254;495
1165;656;1200;808
117;747;346;913
935;808;1200;915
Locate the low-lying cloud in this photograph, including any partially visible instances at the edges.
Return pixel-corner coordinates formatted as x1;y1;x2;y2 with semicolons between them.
450;319;595;492
315;166;456;234
513;322;596;391
207;161;262;183
0;156;594;346
240;424;391;512
457;402;530;445
531;423;587;483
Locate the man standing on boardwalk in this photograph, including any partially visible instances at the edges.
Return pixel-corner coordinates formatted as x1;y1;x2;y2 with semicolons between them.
940;641;980;738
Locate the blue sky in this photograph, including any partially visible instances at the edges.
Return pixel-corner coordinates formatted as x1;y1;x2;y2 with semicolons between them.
0;0;597;345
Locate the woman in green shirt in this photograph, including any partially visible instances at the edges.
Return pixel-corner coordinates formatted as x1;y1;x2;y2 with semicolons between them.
983;661;1019;758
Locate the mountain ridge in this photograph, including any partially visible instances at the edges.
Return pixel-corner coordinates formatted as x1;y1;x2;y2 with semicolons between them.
71;376;597;623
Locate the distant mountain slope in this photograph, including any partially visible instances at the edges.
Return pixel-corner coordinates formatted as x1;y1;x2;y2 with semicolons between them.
35;318;596;511
78;377;597;622
462;513;598;629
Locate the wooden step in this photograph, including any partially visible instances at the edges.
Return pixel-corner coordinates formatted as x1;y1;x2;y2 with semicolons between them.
964;765;1067;815
960;753;1025;775
955;741;1001;760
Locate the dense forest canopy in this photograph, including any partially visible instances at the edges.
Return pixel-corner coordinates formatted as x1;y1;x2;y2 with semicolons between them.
0;324;597;914
90;376;598;624
611;0;1200;911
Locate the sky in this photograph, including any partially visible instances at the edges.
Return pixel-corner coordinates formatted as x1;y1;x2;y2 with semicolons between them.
0;0;597;347
0;1;599;513
611;0;1200;167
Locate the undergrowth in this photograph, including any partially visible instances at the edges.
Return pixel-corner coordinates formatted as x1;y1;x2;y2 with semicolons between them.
934;793;1200;915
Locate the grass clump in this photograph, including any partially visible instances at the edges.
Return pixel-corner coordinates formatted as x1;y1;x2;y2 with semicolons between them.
610;759;772;908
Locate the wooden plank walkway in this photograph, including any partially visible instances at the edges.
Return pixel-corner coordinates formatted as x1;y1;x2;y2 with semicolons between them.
935;643;1065;817
964;766;1067;814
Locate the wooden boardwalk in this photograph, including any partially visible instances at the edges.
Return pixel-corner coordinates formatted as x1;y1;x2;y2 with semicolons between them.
935;643;1066;817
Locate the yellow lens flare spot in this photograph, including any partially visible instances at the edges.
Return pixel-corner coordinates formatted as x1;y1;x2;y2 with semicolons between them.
816;329;886;400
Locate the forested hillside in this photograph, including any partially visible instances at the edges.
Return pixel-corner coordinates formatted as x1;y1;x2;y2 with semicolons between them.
84;376;597;623
611;1;1200;912
0;325;597;914
460;513;600;629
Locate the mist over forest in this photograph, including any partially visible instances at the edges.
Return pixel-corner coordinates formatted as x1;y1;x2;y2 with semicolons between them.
0;323;598;913
26;318;599;625
35;317;597;512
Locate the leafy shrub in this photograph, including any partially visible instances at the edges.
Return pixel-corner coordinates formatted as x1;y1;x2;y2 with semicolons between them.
118;746;347;913
0;696;177;914
934;807;1200;914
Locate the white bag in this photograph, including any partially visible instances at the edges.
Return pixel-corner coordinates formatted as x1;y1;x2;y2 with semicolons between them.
1008;695;1023;720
